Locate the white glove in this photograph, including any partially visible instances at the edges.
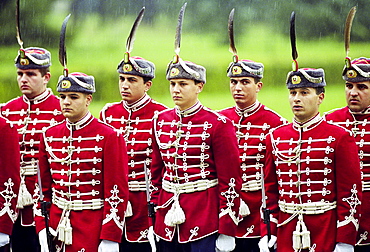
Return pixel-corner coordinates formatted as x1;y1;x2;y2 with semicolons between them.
334;243;354;252
148;226;157;252
39;228;48;252
98;240;119;252
258;235;277;252
215;234;235;252
0;232;9;247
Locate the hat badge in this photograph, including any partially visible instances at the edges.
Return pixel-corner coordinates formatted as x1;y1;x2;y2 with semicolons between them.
291;75;301;84
123;64;133;72
346;70;357;78
232;66;242;75
61;80;71;89
20;58;29;66
170;67;180;77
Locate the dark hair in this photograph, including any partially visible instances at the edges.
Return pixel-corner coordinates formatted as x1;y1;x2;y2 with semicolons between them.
143;77;153;83
254;77;262;84
315;87;325;94
39;67;50;77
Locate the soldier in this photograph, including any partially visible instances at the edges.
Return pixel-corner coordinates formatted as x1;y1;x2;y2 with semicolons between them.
219;57;287;252
325;57;370;251
0;116;21;252
36;72;129;252
149;55;242;252
259;65;362;251
100;56;167;251
0;47;64;252
219;10;287;251
100;8;167;251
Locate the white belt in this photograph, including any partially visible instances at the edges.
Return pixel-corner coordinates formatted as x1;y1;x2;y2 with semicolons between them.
128;181;147;191
279;200;336;215
52;194;104;211
363;181;370;191
20;165;38;176
162;179;218;194
241;180;261;192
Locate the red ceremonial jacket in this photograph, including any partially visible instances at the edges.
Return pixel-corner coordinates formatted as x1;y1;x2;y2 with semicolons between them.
0;116;21;235
219;102;287;238
35;112;129;252
0;89;64;226
151;101;242;243
263;114;362;252
326;106;370;246
100;94;167;242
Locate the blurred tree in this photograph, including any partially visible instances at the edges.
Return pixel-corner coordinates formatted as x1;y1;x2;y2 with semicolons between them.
0;0;369;46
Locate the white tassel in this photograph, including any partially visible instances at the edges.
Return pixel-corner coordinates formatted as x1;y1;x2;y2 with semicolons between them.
125;201;133;217
64;214;72;245
293;217;302;250
293;230;301;250
239;199;250;217
16;182;33;209
164;197;185;227
292;214;311;250
301;221;310;249
58;216;66;242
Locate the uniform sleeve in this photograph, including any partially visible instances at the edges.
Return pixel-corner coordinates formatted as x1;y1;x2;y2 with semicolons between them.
99;131;129;243
212;117;242;236
260;132;279;237
0;121;20;235
335;131;362;245
149;118;165;206
35;132;54;234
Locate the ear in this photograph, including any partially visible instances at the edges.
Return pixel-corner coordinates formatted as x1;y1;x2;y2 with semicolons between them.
43;72;51;84
86;94;93;106
318;92;324;105
256;81;263;93
196;82;204;94
144;80;153;92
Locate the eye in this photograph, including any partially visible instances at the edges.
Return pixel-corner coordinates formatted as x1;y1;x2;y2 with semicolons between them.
358;84;368;90
119;76;125;82
230;80;237;85
346;83;353;89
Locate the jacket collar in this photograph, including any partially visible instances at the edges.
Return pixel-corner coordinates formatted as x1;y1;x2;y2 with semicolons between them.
23;88;52;104
235;101;261;117
123;93;151;112
175;100;203;117
66;112;94;131
293;113;323;131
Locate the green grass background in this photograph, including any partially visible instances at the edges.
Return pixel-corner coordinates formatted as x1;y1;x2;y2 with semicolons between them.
1;16;364;121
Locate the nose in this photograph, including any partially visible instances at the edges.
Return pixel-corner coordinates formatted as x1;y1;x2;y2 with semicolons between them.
293;93;301;103
62;97;71;105
120;80;129;90
350;88;358;96
235;82;242;91
19;74;27;83
172;83;180;93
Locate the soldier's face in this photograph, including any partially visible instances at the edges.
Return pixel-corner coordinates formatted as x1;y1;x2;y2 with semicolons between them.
229;76;262;109
289;87;324;123
345;81;370;112
119;74;152;104
170;79;203;110
17;69;50;99
59;92;92;122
